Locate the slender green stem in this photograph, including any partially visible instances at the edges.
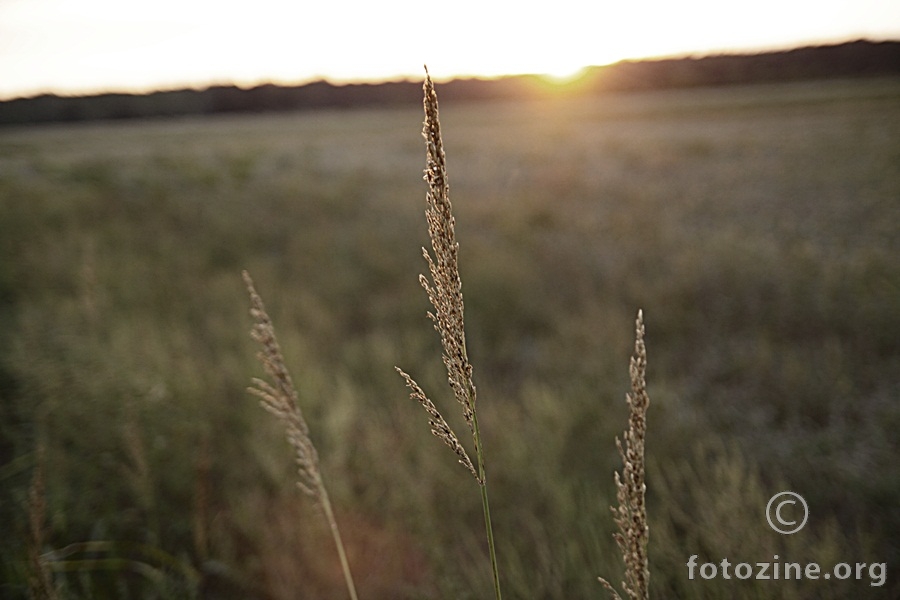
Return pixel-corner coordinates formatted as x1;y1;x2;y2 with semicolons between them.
318;485;359;600
471;408;502;600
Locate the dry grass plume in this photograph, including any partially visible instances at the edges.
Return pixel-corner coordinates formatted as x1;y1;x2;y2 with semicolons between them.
396;68;502;600
599;310;651;600
243;270;359;600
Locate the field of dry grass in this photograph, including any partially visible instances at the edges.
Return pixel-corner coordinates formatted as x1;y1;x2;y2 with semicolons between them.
1;77;898;598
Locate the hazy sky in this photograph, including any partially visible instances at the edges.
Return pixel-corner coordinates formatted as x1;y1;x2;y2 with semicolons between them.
1;0;898;99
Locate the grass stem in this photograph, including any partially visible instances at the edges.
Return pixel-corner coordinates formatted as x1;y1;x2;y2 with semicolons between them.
472;409;502;600
319;488;359;600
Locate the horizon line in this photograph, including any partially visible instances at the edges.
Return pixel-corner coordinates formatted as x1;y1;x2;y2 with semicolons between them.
1;36;896;103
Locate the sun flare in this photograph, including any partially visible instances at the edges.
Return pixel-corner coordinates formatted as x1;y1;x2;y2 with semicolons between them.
540;65;590;85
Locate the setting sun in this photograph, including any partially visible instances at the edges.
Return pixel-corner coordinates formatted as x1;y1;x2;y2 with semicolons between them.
540;66;591;85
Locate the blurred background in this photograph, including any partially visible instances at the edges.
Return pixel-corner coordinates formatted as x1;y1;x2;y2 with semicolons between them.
1;1;899;598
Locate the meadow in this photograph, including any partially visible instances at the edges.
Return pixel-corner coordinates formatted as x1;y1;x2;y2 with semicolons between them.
1;76;898;598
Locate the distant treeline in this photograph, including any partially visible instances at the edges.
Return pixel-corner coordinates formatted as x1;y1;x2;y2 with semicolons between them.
2;40;898;126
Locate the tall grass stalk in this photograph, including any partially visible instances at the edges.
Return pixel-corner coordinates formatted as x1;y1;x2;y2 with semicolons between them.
243;271;359;600
599;310;650;600
27;444;58;600
396;69;502;600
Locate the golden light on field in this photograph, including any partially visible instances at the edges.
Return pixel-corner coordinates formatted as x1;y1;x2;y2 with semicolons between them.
1;0;899;98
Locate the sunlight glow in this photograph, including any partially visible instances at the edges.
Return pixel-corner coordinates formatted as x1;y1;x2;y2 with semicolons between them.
540;66;591;86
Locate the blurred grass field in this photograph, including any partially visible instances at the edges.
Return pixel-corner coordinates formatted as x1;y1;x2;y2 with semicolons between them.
1;77;898;599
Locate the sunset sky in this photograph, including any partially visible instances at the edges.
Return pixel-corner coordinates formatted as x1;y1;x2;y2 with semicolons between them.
1;0;898;100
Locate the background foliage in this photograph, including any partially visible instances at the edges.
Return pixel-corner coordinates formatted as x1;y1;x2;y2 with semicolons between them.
1;76;898;598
